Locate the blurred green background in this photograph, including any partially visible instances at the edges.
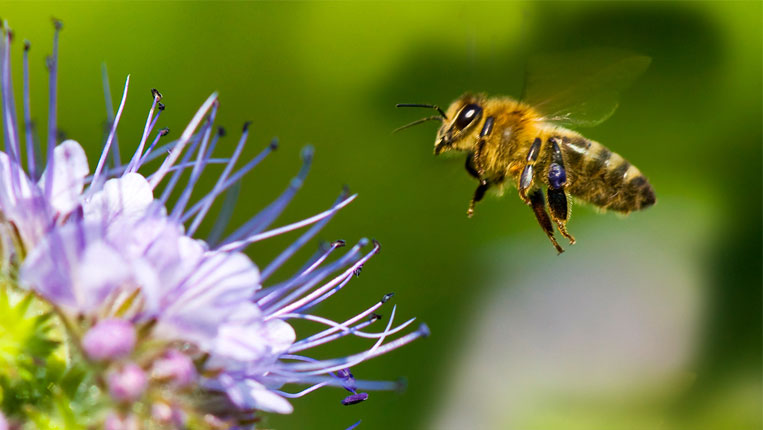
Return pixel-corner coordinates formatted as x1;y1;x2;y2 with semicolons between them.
3;2;761;429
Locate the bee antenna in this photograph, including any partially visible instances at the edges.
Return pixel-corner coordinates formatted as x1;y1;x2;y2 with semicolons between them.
392;115;443;134
396;103;447;120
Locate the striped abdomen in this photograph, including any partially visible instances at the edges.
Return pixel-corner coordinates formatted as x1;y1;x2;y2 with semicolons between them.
559;135;655;212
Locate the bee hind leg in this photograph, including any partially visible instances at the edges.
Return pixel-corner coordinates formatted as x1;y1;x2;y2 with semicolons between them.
528;189;564;254
547;138;576;245
547;188;576;244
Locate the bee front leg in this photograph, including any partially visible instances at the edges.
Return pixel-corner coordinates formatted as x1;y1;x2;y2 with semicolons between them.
546;137;576;245
518;137;542;204
467;179;491;218
465;140;489;218
528;189;564;254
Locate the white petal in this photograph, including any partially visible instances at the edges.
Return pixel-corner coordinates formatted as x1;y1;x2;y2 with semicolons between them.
178;251;260;309
38;140;89;215
223;377;293;414
84;173;156;225
76;241;130;310
19;224;78;307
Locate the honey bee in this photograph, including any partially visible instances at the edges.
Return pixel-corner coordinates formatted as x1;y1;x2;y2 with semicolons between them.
396;49;655;253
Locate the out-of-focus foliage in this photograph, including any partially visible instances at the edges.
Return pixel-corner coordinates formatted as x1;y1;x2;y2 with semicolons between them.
3;2;760;429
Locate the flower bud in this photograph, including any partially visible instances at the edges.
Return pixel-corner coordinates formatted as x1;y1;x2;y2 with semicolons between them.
151;349;196;388
82;318;135;361
108;363;147;402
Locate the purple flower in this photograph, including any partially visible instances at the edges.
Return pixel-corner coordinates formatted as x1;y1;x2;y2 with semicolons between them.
2;20;428;423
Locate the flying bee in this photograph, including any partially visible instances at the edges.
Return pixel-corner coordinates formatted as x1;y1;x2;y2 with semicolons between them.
396;49;655;253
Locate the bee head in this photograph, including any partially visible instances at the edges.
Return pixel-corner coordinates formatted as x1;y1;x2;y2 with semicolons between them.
434;94;486;155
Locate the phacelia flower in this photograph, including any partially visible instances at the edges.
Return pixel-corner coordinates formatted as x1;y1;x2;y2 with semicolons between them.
0;20;428;428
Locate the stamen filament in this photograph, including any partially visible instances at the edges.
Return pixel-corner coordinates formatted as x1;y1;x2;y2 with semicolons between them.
217;193;357;252
90;75;129;190
149;92;217;189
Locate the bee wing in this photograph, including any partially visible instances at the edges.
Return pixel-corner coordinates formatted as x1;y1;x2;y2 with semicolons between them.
521;48;651;127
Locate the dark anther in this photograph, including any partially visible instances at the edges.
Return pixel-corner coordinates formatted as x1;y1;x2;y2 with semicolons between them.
150;88;163;100
454;104;482;130
217;127;226;137
369;313;382;322
157;102;165;111
333;240;346;248
300;145;314;162
341;393;369;406
372;239;381;251
353;266;363;277
382;292;395;303
45;56;53;70
242;121;252;132
159;127;170;136
52;18;63;30
24;40;30;51
418;323;431;338
268;137;278;149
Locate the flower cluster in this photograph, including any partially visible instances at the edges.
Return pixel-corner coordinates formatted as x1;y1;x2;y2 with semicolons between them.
0;21;427;428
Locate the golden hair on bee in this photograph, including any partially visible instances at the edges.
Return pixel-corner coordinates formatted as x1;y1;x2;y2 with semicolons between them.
396;50;656;254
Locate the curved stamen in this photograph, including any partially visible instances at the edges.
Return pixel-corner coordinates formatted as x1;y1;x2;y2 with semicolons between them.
222;146;313;246
90;74;129;191
287;315;416;353
101;63;121;168
271;382;329;398
278;306;398;376
184;124;250;235
261;189;349;282
1;25;20;164
159;158;232;173
254;240;344;303
180;136;275;227
157;122;207;204
126;89;161;173
44;19;62;198
278;322;430;377
218;193;357;252
23;39;36;178
149;92;217;189
136;127;169;169
170;101;219;219
260;239;367;312
293;293;393;346
275;240;380;317
296;240;346;278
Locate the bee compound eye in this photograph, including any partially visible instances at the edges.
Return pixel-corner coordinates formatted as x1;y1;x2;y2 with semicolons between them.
455;104;482;130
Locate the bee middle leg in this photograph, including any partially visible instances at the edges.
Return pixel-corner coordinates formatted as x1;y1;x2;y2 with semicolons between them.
518;137;542;204
546;138;575;244
528;189;564;254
